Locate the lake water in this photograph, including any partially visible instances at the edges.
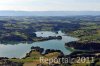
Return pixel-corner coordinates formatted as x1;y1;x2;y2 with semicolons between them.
0;31;78;58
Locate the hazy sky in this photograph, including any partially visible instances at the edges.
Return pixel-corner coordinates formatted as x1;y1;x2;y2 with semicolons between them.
0;0;100;11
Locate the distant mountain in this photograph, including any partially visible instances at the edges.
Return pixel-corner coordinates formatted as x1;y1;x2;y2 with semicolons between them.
0;11;100;16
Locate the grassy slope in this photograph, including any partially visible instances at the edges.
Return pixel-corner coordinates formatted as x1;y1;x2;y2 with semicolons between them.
68;24;100;42
9;50;61;66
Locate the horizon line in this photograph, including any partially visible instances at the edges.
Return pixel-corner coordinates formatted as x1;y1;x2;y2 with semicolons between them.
0;10;100;12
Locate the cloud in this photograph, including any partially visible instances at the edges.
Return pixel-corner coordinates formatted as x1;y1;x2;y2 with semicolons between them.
0;0;99;11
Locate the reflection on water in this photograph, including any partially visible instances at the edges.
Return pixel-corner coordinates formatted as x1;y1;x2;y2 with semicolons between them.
0;31;78;58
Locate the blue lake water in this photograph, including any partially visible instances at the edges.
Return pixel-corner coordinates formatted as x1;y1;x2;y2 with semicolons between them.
0;31;78;58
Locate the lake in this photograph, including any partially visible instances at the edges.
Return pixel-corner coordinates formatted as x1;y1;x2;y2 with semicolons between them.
0;31;78;58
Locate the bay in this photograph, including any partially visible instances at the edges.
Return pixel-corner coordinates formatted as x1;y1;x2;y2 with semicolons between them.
0;31;78;58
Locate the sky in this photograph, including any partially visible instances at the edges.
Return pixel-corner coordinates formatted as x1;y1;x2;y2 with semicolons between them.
0;0;100;11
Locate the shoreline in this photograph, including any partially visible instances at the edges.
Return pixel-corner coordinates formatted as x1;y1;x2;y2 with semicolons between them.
0;36;62;44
